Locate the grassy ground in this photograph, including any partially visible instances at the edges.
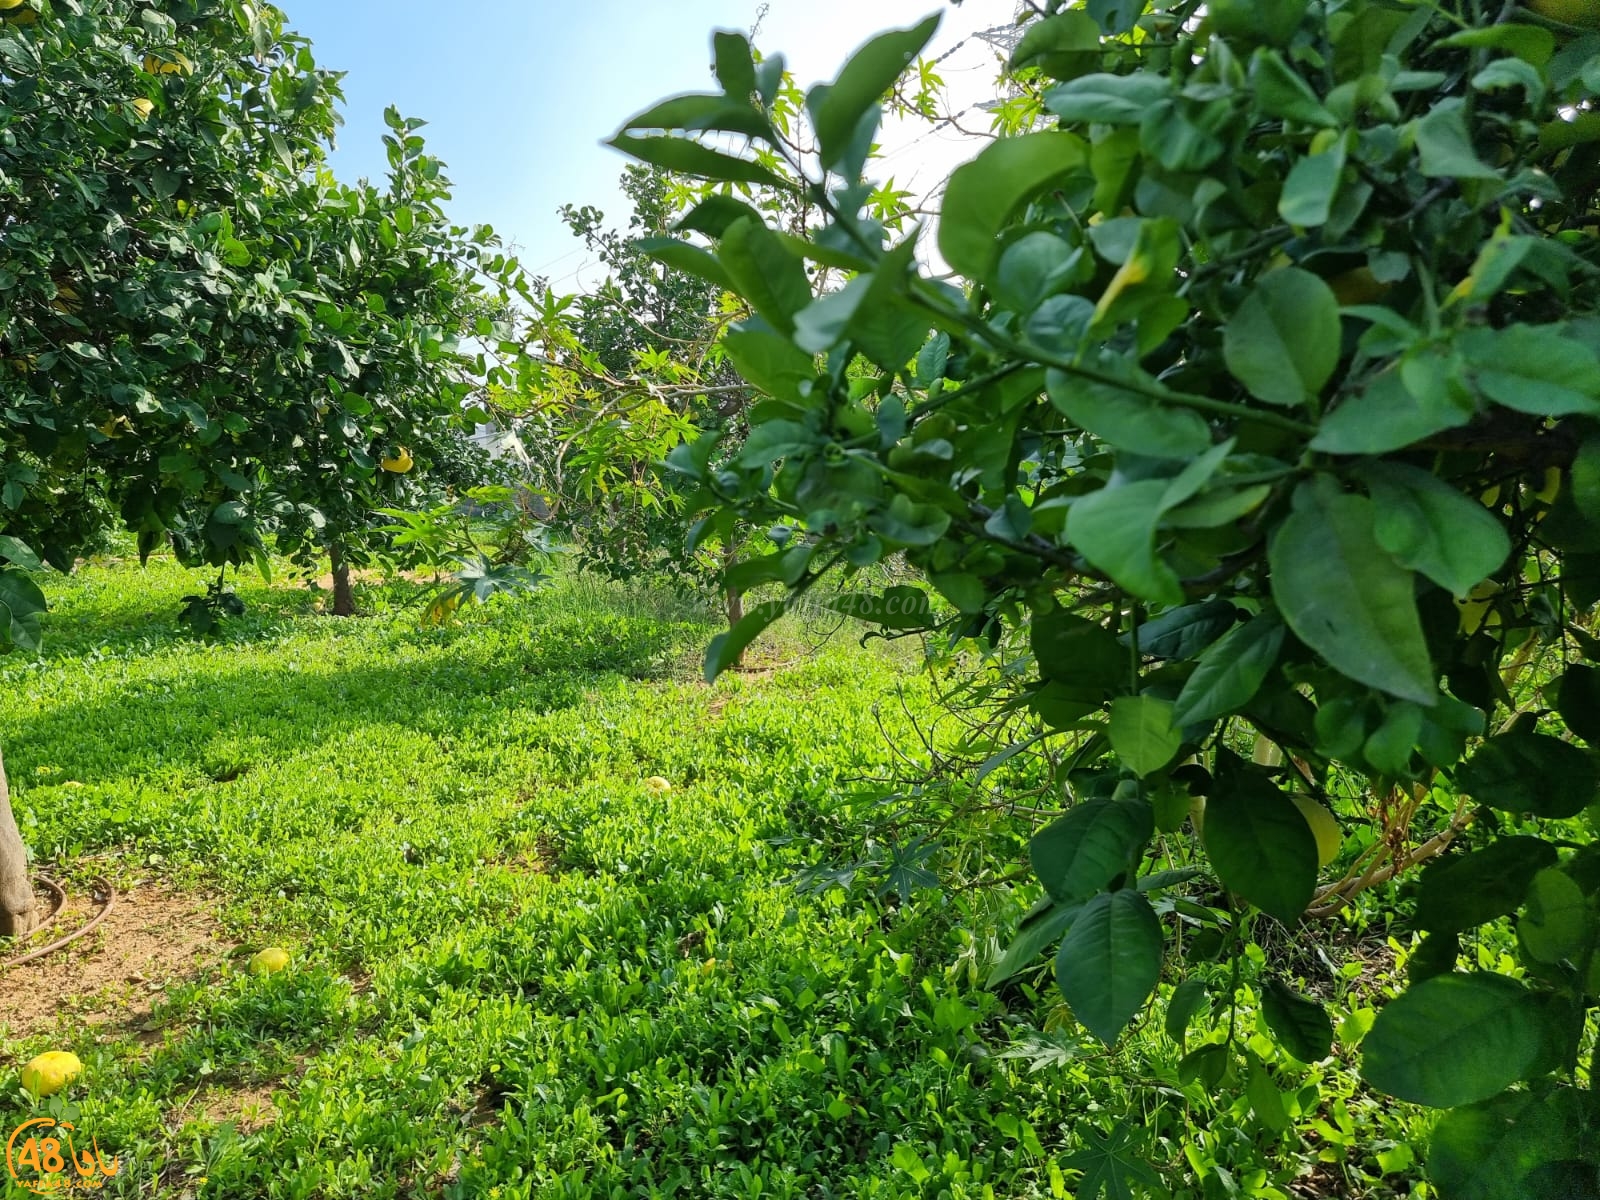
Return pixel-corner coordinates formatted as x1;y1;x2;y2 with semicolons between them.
0;558;1430;1198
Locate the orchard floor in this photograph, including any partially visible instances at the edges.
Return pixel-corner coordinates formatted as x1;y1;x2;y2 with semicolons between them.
0;558;1430;1198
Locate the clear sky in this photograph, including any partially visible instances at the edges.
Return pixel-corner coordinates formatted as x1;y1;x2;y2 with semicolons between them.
280;0;1015;289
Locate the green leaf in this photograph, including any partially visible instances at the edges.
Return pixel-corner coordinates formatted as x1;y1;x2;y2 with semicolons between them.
1362;973;1545;1107
1055;890;1164;1044
1130;598;1238;660
1438;23;1555;68
1250;49;1336;127
618;93;773;141
635;237;733;291
607;133;786;187
1414;837;1558;935
1245;1054;1290;1133
1268;479;1435;705
1261;979;1334;1063
1057;1120;1164;1200
938;132;1088;283
1171;613;1285;727
1277;145;1344;227
1164;978;1209;1041
810;16;940;170
1045;73;1172;125
1312;370;1471;455
1456;732;1598;819
1459;325;1600;416
1223;268;1341;407
722;323;816;405
823;586;934;630
1556;665;1600;745
870;494;951;547
1518;867;1589;965
1429;1089;1589;1200
1068;480;1184;606
1360;463;1511;598
990;898;1084;986
718;218;812;337
0;568;47;653
704;604;784;681
1030;797;1154;903
1202;768;1318;924
712;30;757;99
1009;12;1102;81
1413;100;1499;180
0;535;43;571
1031;610;1126;689
675;194;762;239
1046;369;1213;459
1108;696;1182;777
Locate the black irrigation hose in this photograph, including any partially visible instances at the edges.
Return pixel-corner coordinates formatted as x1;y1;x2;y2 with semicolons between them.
1;877;115;970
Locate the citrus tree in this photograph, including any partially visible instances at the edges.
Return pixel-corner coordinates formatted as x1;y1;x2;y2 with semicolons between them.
0;0;526;934
613;4;1600;1189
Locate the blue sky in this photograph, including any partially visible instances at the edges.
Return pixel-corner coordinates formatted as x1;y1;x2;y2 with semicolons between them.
283;0;1009;289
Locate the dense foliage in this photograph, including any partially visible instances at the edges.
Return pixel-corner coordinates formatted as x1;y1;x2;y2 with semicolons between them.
613;1;1600;1190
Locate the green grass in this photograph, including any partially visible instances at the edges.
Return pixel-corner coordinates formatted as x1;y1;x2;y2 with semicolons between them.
0;558;1431;1198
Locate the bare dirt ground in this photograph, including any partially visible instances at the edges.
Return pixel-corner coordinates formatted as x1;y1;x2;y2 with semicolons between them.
0;882;229;1042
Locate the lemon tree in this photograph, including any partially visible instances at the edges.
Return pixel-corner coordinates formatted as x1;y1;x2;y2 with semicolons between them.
0;0;531;934
614;2;1600;1189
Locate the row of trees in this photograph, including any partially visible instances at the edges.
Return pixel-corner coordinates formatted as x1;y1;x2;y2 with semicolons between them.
0;0;530;933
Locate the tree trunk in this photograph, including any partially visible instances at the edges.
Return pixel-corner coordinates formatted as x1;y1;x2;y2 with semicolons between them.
722;542;745;669
0;743;39;939
328;543;355;617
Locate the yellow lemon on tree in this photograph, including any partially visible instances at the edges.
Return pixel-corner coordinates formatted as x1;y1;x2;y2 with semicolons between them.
644;776;673;795
379;448;413;474
0;0;25;10
1527;0;1600;27
143;52;194;75
1291;795;1343;868
20;1051;83;1097
248;946;291;975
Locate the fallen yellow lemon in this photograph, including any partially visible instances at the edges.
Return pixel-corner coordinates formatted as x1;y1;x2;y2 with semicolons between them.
644;776;673;794
1292;795;1343;868
248;947;290;975
379;448;413;473
20;1051;83;1097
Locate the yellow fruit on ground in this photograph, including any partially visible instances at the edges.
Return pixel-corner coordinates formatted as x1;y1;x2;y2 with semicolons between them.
644;776;673;795
248;947;290;975
1527;0;1600;27
20;1051;83;1097
379;448;413;474
131;98;154;120
1292;794;1343;868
